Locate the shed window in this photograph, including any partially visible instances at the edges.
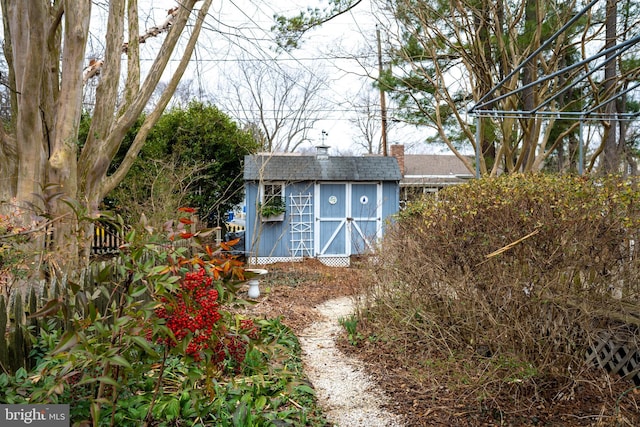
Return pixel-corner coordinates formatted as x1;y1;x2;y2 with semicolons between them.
261;182;284;204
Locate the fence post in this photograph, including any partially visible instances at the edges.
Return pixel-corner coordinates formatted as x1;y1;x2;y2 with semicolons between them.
10;293;26;372
28;287;38;328
0;296;7;371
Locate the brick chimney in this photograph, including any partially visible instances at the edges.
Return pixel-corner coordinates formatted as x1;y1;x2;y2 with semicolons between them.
390;144;405;176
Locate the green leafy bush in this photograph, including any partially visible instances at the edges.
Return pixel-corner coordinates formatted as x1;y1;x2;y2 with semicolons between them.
259;197;286;217
0;209;326;426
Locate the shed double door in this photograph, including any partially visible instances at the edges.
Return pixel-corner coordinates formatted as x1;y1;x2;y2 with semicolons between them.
315;182;381;257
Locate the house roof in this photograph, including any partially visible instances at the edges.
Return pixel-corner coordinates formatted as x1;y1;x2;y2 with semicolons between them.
404;154;473;177
400;154;474;188
244;154;401;182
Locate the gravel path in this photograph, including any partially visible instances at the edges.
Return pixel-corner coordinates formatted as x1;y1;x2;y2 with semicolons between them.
298;296;404;427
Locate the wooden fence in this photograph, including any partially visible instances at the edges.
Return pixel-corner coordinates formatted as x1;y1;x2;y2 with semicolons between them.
90;225;223;257
586;330;640;385
1;283;57;372
92;225;122;255
0;262;130;373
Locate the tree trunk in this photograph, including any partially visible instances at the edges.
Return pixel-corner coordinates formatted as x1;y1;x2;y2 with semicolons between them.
602;0;619;173
7;2;48;213
475;2;496;174
519;0;540;172
0;0;213;275
47;0;92;268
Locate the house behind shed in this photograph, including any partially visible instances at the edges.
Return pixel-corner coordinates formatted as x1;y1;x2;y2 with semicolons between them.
244;148;401;267
390;144;474;205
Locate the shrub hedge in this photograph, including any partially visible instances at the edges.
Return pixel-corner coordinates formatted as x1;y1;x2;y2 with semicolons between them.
369;174;640;383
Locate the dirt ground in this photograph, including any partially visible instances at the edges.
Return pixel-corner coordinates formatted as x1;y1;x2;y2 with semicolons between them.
238;259;365;331
239;260;640;427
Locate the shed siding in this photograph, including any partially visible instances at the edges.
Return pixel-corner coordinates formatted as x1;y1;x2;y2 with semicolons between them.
246;181;316;259
382;181;399;220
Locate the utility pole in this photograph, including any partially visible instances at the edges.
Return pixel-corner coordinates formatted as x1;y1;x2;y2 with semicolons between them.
377;26;388;156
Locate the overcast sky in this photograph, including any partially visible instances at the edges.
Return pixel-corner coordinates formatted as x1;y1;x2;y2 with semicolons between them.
84;0;436;154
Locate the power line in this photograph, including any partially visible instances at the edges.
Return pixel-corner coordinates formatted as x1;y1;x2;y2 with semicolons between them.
137;55;376;62
201;0;376;110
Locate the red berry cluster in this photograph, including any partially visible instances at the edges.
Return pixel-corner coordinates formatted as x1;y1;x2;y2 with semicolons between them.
155;268;222;361
212;333;247;370
153;268;261;368
206;319;261;372
240;319;260;340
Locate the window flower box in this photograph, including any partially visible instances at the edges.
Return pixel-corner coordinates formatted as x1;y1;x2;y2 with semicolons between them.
261;212;285;222
259;197;286;222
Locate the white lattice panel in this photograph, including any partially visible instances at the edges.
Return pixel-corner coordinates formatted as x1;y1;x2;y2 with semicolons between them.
249;256;304;265
318;256;350;267
289;193;313;258
586;331;640;385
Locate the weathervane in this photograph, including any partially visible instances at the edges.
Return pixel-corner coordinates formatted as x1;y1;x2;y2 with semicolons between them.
321;130;328;144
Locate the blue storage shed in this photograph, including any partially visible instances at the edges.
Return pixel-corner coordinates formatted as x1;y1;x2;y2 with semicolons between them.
243;147;401;267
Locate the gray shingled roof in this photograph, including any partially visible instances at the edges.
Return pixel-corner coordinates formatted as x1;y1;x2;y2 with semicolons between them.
244;154;401;181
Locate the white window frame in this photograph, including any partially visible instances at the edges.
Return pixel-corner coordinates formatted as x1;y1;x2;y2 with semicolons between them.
261;182;285;204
